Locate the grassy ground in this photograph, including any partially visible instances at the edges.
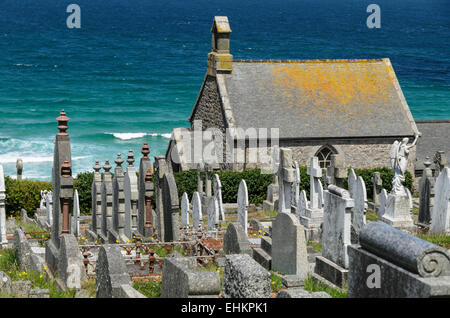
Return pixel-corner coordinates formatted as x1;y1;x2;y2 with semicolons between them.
81;278;97;298
304;276;348;298
132;278;162;298
417;233;450;249
0;248;76;298
270;271;283;293
17;221;50;245
307;241;322;253
366;212;378;222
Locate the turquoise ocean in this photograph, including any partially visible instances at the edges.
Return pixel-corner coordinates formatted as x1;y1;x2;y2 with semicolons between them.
0;0;448;179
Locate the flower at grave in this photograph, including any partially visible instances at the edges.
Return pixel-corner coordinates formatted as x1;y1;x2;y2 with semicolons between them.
271;281;275;285
44;266;47;270
216;269;220;273
40;274;43;279
258;230;261;233
116;240;119;243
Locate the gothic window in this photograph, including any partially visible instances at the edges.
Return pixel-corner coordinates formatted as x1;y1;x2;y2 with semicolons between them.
316;146;334;168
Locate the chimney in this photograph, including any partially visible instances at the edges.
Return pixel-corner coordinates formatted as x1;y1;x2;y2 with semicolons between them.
207;16;232;76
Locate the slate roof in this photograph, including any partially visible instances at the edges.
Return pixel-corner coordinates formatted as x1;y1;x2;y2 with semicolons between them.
223;59;417;139
415;120;450;171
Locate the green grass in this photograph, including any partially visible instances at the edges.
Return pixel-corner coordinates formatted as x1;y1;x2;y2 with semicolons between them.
366;212;378;222
307;241;322;253
417;233;450;249
133;279;162;298
270;271;283;293
264;210;278;218
0;248;75;298
81;278;97;298
304;276;348;298
412;207;419;216
152;245;186;258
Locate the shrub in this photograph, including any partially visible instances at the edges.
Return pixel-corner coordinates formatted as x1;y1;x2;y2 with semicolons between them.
73;172;93;215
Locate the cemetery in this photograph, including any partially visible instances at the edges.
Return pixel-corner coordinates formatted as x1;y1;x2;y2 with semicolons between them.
0;107;448;299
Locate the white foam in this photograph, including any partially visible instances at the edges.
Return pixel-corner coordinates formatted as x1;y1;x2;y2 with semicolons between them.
107;132;172;140
0;155;89;164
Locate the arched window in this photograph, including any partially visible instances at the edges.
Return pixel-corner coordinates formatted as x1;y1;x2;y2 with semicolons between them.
316;146;334;168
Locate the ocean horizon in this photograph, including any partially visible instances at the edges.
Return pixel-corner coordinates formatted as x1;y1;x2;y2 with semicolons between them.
0;0;449;180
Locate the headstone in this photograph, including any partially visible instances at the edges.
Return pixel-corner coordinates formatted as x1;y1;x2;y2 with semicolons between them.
272;212;309;279
101;160;113;240
16;158;23;181
418;158;434;224
223;223;252;256
124;150;139;240
213;174;225;221
111;154;127;243
348;168;357;198
207;196;219;231
434;150;447;175
40;190;47;210
143;169;154;237
58;234;87;289
326;154;347;188
91;160;102;235
72;189;80;238
0;164;7;248
196;163;204;194
277;148;295;214
297;190;308;222
204;163;212;198
96;245;131;298
380;193;414;229
430;167;450;234
291;161;300;215
263;146;280;212
45;191;53;226
192;192;203;231
237;179;249;234
180;192;190;228
352;176;367;235
138;143;152;237
161;173;180;241
378;189;388;219
371;172;382;206
154;156;169;240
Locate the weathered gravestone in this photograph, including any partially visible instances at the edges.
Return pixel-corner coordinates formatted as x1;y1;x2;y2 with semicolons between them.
0;164;7;248
272;212;309;280
181;192;190;228
263;146;280;212
430;167;450;234
326;154;347;188
162;173;180;242
371;171;382;207
352;176;367;239
207;196;219;232
223;223;252;256
45;110;74;272
297;190;308;223
45;190;53;226
124;150;139;240
58;234;87;289
192;192;203;231
110;154;127;243
16;158;23;181
418;158;434;225
72;189;80;238
101;160;113;241
91;160;102;235
213;174;225;221
278;148;295;214
378;188;388;219
348;168;357;198
237;179;249;234
314;185;353;288
348;222;450;297
291;161;300;215
154;156;169;240
222;254;271;298
138;143;152;237
196;163;204;194
40;190;47;210
143;169;155;237
434;150;447;175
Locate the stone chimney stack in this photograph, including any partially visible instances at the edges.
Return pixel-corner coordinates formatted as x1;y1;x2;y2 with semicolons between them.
207;16;232;76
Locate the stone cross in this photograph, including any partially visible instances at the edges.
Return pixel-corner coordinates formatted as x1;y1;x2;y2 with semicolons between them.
348;168;357;198
213;174;225;221
352;176;367;235
291;161;300;215
418;158;434;225
16;158;23;181
378;188;388;219
207;196;219;231
72;189;80;238
197;163;204;194
204;163;212;198
138;142;152;237
45;191;53;226
322;185;353;268
124;150;139;240
91;160;102;235
0;164;7;247
101;160;113;240
181;192;190;228
371;172;382;206
307;156;323;209
430;167;450;234
326;154;347;188
237;179;249;234
192;192;202;231
278;148;296;214
112;154;126;242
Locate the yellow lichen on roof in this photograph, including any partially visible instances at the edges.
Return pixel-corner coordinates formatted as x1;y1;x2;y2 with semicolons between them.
271;61;393;120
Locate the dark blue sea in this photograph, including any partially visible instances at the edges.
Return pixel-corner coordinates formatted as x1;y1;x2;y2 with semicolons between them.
0;0;448;179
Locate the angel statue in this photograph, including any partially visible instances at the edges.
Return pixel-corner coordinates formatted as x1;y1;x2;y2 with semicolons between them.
389;132;421;195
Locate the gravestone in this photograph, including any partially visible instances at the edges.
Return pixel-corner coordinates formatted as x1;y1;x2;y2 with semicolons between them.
292;161;300;215
348;169;357;198
45;191;53;226
91;160;102;235
40;190;47;210
418;158;434;225
314;185;353;288
154;156;169;241
196;163;204;194
143;169;155;237
277;148;295;214
434;151;447;175
213;174;225;221
263;145;280;212
192;192;203;231
237;179;249;234
207;196;219;232
371;172;382;206
162;173;180;241
430;167;450;234
0;164;6;248
180;192;190;228
45;110;74;272
326;154;347;188
272;212;309;279
352;176;367;236
300;157;324;236
101;160;113;240
124;150;139;240
378;188;388;219
72;189;80;238
110;154;127;243
58;234;87;289
223;223;252;256
138;143;152;237
16;158;23;181
380;192;414;229
297;190;308;223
